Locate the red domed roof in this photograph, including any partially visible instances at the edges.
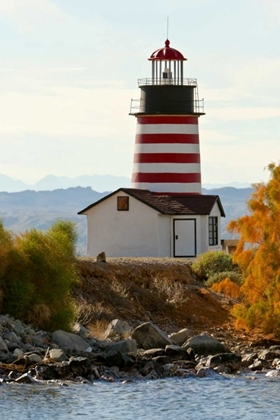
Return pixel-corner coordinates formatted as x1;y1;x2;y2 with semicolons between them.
149;39;187;61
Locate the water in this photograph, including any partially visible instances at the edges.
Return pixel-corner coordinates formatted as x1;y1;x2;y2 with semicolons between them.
1;374;279;420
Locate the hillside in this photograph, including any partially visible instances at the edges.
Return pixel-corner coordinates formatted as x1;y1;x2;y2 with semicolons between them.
0;186;253;255
74;257;258;348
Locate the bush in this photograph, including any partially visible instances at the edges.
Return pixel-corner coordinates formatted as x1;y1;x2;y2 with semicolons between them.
206;271;243;288
192;251;239;281
0;220;77;331
211;278;242;299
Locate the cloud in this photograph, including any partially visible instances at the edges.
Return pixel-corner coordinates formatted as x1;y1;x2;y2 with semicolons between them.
0;0;68;33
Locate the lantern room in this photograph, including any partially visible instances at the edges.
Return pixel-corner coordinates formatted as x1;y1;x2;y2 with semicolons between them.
130;39;204;116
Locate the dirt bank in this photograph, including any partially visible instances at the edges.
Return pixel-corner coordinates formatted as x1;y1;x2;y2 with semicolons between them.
74;257;246;345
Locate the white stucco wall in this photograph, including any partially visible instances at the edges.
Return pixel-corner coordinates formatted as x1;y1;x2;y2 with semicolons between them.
83;191;171;257
207;201;223;252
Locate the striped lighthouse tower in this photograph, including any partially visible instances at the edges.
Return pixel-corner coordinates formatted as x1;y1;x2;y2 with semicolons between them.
130;39;204;195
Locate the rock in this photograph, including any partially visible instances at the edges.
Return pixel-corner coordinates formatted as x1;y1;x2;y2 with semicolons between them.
143;348;165;358
132;322;172;350
2;331;21;344
257;349;280;361
165;344;188;359
266;369;280;377
68;357;91;376
169;328;191;346
248;358;270;371
97;351;133;368
104;339;137;355
196;367;219;378
0;337;8;352
26;353;42;365
104;319;131;340
97;339;137;368
52;330;89;352
49;349;68;362
182;334;229;356
72;323;90;338
96;252;106;262
206;353;242;373
162;363;179;376
14;348;24;358
15;373;36;384
32;336;45;347
241;352;258;367
35;363;70;380
140;361;165;378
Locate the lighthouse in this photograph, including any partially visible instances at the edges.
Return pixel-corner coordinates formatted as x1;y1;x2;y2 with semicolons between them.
130;39;204;195
79;39;225;259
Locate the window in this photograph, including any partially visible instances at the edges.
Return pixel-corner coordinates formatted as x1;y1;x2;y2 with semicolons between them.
117;196;129;211
209;216;218;246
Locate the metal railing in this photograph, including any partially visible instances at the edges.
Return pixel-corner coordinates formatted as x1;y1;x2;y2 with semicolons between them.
130;98;205;115
138;78;197;87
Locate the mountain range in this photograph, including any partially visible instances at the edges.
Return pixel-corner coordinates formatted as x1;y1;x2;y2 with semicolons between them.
0;179;253;255
0;173;252;193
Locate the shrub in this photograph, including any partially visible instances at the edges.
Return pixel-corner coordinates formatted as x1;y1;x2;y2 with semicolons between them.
192;251;239;281
206;271;243;288
211;278;242;299
0;220;77;331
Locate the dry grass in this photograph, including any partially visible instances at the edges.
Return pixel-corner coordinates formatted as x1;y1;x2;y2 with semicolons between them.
28;303;51;328
88;319;109;340
72;257;233;336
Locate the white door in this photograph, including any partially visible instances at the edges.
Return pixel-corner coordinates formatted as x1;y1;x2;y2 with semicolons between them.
174;219;196;257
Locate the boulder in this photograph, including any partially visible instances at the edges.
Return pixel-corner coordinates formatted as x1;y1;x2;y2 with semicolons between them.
72;323;90;338
68;357;91;376
206;353;242;373
49;348;68;362
165;344;188;358
35;363;70;380
104;339;137;355
104;319;131;340
26;353;42;365
52;330;89;352
182;334;229;356
2;331;21;344
97;339;137;368
0;337;8;352
169;328;191;346
132;322;172;350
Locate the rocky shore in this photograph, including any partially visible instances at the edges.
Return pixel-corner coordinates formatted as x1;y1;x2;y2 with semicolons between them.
1;315;280;385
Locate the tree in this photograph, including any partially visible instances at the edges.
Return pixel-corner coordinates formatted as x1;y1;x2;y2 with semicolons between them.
228;163;280;336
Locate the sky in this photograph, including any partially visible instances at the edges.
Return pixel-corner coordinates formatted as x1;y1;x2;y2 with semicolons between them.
0;0;279;186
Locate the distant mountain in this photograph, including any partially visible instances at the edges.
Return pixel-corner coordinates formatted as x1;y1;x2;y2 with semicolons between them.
0;174;131;193
203;182;252;189
0;174;29;192
202;186;253;239
0;185;253;255
0;173;253;193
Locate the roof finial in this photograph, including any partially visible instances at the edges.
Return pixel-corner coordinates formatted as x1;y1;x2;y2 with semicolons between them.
167;16;169;40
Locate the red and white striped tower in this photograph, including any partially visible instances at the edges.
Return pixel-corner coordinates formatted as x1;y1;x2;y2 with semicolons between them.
130;39;204;195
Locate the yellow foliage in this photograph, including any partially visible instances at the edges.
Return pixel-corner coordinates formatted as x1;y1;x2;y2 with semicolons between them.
211;278;241;299
227;163;280;336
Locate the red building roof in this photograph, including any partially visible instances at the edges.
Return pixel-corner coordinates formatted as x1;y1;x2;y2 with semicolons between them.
149;39;186;61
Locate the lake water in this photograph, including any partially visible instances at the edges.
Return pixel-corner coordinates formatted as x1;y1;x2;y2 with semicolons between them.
1;374;279;419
